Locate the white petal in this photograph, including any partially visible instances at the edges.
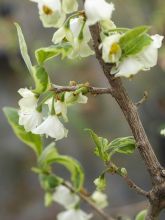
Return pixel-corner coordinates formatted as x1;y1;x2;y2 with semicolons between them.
69;39;94;59
40;12;66;28
53;185;79;209
39;0;61;13
91;191;108;209
137;34;164;69
112;57;144;78
70;17;84;38
52;27;66;44
62;0;78;13
55;100;68;122
32;115;68;140
85;0;114;25
18;88;37;110
18;88;34;98
160;129;165;136
57;209;93;220
151;34;164;48
102;34;121;63
19;110;42;132
77;93;88;104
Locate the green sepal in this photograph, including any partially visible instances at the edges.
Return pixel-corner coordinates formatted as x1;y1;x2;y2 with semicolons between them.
32;65;50;94
35;43;72;64
119;26;152;58
39;174;63;191
44;192;54;207
38;143;84;191
3;107;42;157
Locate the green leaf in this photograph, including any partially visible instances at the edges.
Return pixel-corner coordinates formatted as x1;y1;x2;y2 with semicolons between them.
3;107;42;157
135;210;147;220
39;143;84;190
15;23;33;75
32;65;50;94
86;129;110;163
35;43;72;64
119;26;152;57
109;136;136;156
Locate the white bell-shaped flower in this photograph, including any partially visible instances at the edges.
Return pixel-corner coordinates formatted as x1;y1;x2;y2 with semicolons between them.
84;0;114;25
57;209;93;220
91;191;108;209
30;0;65;28
64;92;88;106
101;34;122;63
53;185;80;209
52;16;94;59
112;34;164;78
18;88;42;132
32;115;68;140
19;109;42;132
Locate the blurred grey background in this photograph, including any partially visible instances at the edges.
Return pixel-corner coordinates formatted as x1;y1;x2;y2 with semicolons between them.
0;0;165;219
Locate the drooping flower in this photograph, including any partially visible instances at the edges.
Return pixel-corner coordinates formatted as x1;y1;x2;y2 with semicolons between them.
91;191;108;209
18;88;42;132
101;34;122;63
64;92;88;106
112;34;164;78
53;185;80;209
32;115;68;140
52;16;94;59
57;209;93;220
84;0;114;25
30;0;66;28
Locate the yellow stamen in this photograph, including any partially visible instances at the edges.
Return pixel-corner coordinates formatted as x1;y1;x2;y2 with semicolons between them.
43;5;53;15
109;43;120;55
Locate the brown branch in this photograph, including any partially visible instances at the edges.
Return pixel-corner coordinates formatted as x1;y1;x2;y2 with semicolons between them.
122;175;149;197
51;84;113;95
63;182;115;220
107;162;149;197
88;22;165;218
89;23;163;185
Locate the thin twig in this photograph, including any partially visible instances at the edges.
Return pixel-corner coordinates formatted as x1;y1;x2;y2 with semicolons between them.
51;84;113;95
135;91;149;107
63;182;115;220
107;162;149;197
122;176;149;197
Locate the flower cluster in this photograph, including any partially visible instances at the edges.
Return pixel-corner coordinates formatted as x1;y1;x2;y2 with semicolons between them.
31;0;164;77
18;87;88;141
51;185;108;220
52;185;92;220
5;0;164;219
